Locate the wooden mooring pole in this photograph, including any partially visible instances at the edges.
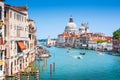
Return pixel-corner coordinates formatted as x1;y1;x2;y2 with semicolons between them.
36;70;39;80
17;70;20;80
53;62;55;72
50;64;52;74
27;75;30;80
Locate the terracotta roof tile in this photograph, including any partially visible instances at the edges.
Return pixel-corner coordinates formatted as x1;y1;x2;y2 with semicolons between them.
11;6;28;11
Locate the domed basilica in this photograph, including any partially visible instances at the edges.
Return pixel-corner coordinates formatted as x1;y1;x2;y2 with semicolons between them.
64;16;89;34
64;16;78;34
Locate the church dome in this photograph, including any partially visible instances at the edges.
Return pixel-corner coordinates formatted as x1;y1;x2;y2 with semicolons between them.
64;16;77;33
79;26;85;30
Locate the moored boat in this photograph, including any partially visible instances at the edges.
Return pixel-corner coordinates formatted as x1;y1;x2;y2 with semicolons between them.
39;53;51;58
106;52;120;56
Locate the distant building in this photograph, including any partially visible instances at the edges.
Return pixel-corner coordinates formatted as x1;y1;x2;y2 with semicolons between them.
57;16;113;50
0;1;37;79
46;36;56;46
57;32;70;47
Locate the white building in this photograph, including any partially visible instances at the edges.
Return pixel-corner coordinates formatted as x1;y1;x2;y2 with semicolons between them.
0;0;37;79
88;41;97;49
46;36;56;46
97;42;113;51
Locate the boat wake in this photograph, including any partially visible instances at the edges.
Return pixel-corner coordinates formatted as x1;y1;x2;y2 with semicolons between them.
97;52;104;55
73;55;83;59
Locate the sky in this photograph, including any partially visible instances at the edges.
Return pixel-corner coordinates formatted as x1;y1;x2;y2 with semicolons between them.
5;0;120;39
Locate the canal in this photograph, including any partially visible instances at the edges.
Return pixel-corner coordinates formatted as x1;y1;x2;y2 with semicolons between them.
6;44;120;80
39;46;120;80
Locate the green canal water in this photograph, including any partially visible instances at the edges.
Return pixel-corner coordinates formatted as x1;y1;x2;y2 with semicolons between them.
7;44;120;80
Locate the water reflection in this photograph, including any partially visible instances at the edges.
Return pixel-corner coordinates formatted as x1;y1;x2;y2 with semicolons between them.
41;58;48;72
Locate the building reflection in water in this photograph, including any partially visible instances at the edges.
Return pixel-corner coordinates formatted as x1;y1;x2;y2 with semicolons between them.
40;58;48;72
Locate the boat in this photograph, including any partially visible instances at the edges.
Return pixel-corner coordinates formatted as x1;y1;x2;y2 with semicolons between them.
46;45;51;48
106;52;120;56
77;56;81;59
80;52;85;55
74;55;83;59
39;53;51;58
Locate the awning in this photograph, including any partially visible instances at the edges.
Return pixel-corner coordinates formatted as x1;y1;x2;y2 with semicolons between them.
18;41;26;50
0;60;3;65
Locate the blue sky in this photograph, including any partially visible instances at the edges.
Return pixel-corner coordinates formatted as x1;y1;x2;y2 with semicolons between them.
5;0;120;39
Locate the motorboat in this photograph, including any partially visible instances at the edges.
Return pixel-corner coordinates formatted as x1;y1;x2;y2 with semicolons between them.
80;52;85;55
39;53;51;58
74;55;83;59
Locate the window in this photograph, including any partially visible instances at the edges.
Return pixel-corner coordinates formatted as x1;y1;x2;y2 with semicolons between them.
0;6;2;19
29;34;32;40
10;25;12;29
22;16;23;22
15;42;16;49
4;25;7;37
26;58;27;62
17;14;19;20
14;60;16;66
10;11;12;18
20;64;22;69
11;41;12;49
25;17;26;22
4;49;7;59
0;52;2;60
0;65;2;71
4;9;7;18
14;13;16;19
16;14;22;21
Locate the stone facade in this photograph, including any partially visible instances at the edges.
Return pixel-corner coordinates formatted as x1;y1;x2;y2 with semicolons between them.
0;1;37;79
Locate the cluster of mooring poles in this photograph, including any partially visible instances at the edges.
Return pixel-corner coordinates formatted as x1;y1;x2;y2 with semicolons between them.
50;62;56;76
